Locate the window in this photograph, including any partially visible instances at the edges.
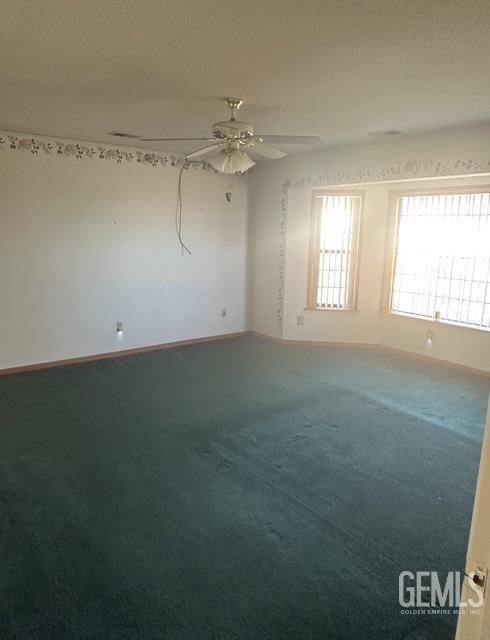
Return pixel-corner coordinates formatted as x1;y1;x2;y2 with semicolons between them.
388;190;490;330
308;192;362;310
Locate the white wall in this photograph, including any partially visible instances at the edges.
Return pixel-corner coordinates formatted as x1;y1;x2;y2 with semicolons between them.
0;134;248;369
249;123;490;371
2;123;490;372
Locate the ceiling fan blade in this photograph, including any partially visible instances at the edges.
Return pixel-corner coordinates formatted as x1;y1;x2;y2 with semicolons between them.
140;137;217;142
254;135;322;145
248;143;286;160
185;143;223;159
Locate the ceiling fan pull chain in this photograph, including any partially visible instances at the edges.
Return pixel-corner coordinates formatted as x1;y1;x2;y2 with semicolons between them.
226;171;233;202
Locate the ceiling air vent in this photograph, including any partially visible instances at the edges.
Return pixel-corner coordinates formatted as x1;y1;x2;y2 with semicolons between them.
368;130;402;138
108;132;140;139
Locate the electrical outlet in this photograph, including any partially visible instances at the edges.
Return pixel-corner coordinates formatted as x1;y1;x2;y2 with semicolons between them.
116;321;123;333
297;314;304;326
221;308;227;318
465;559;487;596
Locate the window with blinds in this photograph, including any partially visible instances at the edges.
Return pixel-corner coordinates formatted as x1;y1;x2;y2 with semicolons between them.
389;190;490;330
308;193;362;310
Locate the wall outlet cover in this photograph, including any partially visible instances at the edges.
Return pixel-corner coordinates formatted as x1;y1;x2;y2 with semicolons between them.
465;558;487;596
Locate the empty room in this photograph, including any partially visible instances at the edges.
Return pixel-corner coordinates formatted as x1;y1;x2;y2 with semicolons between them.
1;2;490;639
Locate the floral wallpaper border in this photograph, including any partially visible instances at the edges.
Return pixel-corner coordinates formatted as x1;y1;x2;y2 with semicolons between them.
0;131;213;171
276;157;490;331
276;180;290;328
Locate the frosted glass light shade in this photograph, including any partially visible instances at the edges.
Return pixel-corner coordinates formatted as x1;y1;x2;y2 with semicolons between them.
208;148;256;174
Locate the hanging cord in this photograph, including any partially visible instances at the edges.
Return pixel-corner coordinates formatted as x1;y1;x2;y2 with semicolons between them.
175;162;191;255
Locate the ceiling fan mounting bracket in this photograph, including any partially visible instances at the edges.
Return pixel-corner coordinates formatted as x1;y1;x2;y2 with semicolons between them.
225;97;243;121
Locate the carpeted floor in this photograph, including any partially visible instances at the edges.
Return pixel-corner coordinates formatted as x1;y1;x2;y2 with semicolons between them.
0;335;488;640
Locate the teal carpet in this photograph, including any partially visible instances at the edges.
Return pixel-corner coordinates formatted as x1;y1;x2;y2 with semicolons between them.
0;336;488;639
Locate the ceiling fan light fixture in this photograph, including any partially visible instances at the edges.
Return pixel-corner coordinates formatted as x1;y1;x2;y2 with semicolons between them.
143;98;321;165
207;148;255;174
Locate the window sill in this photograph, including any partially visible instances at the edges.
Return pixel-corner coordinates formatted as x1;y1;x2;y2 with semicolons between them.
383;310;490;333
304;307;359;313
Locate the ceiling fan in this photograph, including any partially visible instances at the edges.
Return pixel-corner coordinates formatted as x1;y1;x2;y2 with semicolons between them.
140;98;322;174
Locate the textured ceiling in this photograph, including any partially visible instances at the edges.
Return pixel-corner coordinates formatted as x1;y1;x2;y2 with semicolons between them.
1;0;489;156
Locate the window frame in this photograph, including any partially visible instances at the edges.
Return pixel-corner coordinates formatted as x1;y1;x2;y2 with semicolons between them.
383;185;490;332
307;189;363;311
